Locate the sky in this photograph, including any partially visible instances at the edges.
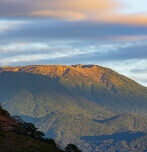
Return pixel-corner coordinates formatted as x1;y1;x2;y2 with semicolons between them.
0;0;147;86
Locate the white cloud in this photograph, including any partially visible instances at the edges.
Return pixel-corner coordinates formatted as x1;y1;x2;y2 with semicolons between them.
1;0;147;25
0;20;27;33
0;42;49;53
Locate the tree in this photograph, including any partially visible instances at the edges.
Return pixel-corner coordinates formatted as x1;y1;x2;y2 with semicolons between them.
22;122;45;139
12;116;45;140
65;144;82;152
12;115;24;124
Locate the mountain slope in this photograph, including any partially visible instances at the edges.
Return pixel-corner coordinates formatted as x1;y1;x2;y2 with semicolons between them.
0;65;147;151
0;65;146;114
35;112;147;151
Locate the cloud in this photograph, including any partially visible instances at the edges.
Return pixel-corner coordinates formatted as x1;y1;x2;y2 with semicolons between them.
0;0;119;14
0;20;26;33
0;40;146;65
130;68;147;74
1;0;147;25
0;42;49;53
98;13;147;25
1;19;147;43
29;10;86;21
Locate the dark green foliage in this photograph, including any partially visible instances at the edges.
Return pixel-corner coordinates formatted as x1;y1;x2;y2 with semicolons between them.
13;115;25;123
0;132;61;152
65;144;82;152
22;122;45;139
0;104;10;116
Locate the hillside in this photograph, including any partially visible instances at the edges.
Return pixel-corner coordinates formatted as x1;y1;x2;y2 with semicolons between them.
0;106;68;152
0;65;147;151
0;64;146;114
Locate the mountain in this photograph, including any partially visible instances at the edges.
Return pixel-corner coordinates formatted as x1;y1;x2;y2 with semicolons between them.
0;65;147;151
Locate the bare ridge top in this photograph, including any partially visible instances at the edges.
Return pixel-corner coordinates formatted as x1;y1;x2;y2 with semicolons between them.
0;64;136;87
0;64;108;79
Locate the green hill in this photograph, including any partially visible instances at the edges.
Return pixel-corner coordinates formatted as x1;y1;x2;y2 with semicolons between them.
0;65;146;151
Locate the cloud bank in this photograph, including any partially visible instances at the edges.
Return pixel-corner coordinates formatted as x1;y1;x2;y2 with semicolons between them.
0;0;147;25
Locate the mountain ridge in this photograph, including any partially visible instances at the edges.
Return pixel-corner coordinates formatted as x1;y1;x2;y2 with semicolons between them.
0;64;144;87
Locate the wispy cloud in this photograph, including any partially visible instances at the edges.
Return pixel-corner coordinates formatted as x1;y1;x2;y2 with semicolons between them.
29;10;86;21
0;40;146;64
1;0;147;25
0;42;49;53
1;19;147;43
0;20;26;33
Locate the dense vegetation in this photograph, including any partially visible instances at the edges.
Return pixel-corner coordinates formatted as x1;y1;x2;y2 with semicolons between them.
81;132;147;152
0;65;147;151
0;106;81;152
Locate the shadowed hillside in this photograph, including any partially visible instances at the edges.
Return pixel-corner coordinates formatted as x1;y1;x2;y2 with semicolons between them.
81;132;147;152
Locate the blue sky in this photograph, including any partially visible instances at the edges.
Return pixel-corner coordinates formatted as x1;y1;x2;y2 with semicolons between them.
119;0;147;13
0;0;147;86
